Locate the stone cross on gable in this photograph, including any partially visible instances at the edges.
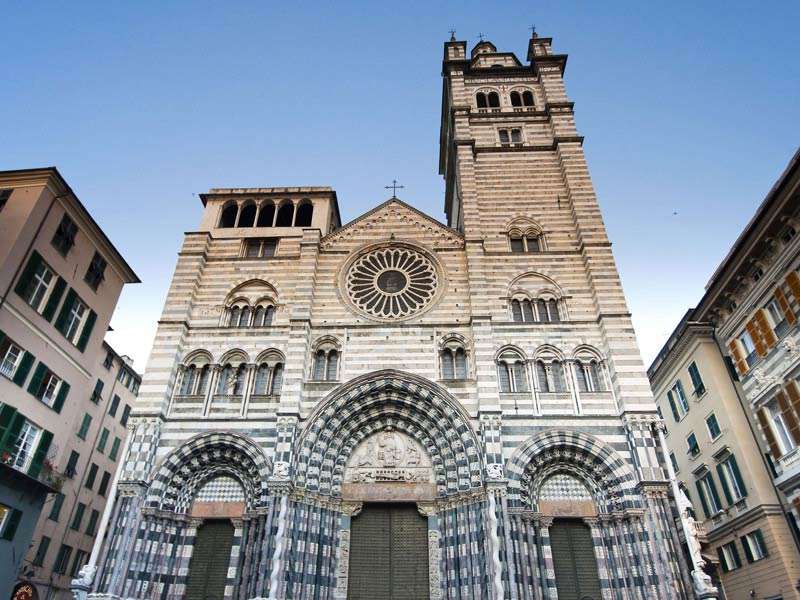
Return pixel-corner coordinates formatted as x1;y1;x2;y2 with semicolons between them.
385;179;404;198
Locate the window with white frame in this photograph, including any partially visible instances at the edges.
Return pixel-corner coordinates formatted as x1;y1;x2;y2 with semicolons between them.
706;413;722;440
24;261;55;313
741;530;768;562
764;297;788;337
0;339;23;379
497;350;528;393
667;380;690;421
738;330;758;367
12;420;41;471
718;541;741;572
718;454;747;502
767;400;797;456
697;471;722;516
40;371;62;407
63;297;88;343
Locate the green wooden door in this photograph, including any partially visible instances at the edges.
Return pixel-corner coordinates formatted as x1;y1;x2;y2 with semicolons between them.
185;520;235;600
550;519;602;600
348;503;429;599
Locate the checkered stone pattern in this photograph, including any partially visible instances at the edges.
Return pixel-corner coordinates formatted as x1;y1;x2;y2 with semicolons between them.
625;417;665;482
538;472;592;501
120;418;162;481
195;475;245;502
294;373;483;498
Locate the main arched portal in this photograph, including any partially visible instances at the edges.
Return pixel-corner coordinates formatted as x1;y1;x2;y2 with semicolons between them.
293;370;485;599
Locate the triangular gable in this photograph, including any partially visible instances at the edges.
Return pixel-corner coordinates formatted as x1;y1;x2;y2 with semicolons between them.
320;197;464;250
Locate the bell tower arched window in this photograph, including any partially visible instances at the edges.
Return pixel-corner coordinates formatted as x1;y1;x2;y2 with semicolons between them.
257;202;276;227
237;202;256;227
487;91;500;108
253;352;284;396
294;201;313;227
276;202;294;227
574;354;607;393
535;358;568;393
219;202;238;228
476;92;488;108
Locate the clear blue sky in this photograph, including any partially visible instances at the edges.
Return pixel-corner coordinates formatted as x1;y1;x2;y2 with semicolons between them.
3;2;799;371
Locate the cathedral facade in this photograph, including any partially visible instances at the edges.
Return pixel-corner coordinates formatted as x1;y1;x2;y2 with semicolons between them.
83;34;690;600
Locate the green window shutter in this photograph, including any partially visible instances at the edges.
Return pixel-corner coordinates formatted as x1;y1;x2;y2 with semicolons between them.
28;430;53;478
741;535;754;563
1;508;22;540
0;412;25;457
695;480;711;518
54;289;76;335
12;351;35;387
729;455;747;497
0;404;19;451
716;464;734;505
731;543;742;568
13;251;42;299
42;277;67;321
716;548;729;572
754;529;768;557
0;330;6;346
708;476;723;511
53;381;70;414
667;391;680;421
76;309;97;352
49;493;64;521
27;363;48;398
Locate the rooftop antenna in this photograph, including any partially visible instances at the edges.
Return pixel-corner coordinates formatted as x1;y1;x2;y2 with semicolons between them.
478;32;485;42
529;24;537;38
449;29;456;41
385;179;404;198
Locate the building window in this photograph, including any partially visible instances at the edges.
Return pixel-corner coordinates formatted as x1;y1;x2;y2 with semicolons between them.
718;541;742;572
510;298;560;323
70;502;86;531
85;463;98;490
52;214;78;256
32;536;51;566
766;400;798;456
741;530;768;562
65;451;79;478
575;359;606;392
76;413;92;440
253;359;284;395
312;348;339;381
84;252;107;291
686;432;700;457
497;350;528;393
509;234;541;253
12;420;41;471
706;414;721;440
90;379;104;404
696;472;723;517
70;549;88;578
53;544;74;575
97;427;109;453
764;297;789;338
440;342;468;380
109;394;120;417
738;330;758;367
535;359;567;393
218;202;238;228
687;361;706;396
499;128;523;145
244;238;278;258
0;189;11;211
29;365;67;410
782;226;797;243
103;351;114;370
0;337;26;381
252;304;276;327
85;509;99;536
109;437;121;461
0;504;21;540
215;363;247;396
669;452;679;473
98;471;111;496
718;454;747;503
63;296;88;343
25;260;56;313
48;493;65;521
120;405;131;426
667;380;690;421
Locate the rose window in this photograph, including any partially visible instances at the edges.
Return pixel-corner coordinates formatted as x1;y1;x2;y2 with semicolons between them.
345;246;438;319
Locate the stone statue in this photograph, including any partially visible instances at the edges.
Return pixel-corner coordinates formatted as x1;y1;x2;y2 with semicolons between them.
70;564;96;600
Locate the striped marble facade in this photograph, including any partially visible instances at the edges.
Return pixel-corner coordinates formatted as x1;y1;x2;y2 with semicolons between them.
85;33;691;600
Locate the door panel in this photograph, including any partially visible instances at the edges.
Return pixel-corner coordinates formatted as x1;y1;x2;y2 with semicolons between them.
349;504;429;600
550;519;602;600
185;520;235;600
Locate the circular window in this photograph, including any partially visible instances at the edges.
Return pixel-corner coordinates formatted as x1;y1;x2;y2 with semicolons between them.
345;246;439;320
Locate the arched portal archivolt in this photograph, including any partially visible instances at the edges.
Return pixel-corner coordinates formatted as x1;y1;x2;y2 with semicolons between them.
504;430;640;512
294;370;483;497
146;431;272;513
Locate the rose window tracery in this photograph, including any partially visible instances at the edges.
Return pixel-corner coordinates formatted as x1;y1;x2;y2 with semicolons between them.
345;246;439;319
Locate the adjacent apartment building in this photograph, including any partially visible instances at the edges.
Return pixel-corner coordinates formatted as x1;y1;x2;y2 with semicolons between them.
0;168;139;600
649;311;800;599
649;149;800;600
